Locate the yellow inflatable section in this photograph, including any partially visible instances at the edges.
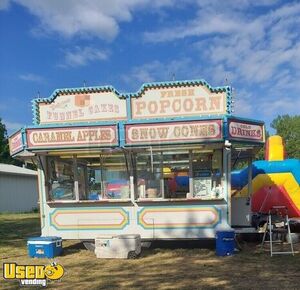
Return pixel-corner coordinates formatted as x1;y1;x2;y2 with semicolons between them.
236;173;300;209
265;135;285;161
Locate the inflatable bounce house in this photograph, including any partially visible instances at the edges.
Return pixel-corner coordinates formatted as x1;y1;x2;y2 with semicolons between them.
232;135;300;226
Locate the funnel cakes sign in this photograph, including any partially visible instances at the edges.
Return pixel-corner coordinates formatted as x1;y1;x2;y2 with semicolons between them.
228;120;264;142
38;91;127;124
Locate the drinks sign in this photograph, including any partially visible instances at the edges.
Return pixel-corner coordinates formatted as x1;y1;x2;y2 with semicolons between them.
131;85;227;120
9;131;23;155
228;120;264;142
27;125;118;149
38;92;127;124
125;120;223;145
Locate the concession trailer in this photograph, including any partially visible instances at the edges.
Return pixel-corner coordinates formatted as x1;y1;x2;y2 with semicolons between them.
9;79;265;241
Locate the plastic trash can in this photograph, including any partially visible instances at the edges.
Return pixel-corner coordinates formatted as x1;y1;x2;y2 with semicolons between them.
216;230;235;256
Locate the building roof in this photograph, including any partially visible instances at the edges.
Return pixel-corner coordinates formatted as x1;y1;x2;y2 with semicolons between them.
0;163;37;176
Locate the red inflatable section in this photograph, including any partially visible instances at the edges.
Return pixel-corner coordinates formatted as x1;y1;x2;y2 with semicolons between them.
251;185;300;217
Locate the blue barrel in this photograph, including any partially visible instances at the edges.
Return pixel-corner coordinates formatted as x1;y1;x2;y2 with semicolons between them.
216;230;235;256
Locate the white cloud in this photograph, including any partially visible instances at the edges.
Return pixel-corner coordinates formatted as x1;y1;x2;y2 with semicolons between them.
144;14;241;43
144;0;280;43
12;0;177;40
60;46;109;68
3;120;24;133
232;89;254;117
121;58;204;89
258;96;300;118
0;0;10;10
19;73;44;82
144;1;300;87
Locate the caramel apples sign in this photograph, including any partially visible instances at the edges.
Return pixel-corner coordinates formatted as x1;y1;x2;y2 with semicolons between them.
26;125;118;149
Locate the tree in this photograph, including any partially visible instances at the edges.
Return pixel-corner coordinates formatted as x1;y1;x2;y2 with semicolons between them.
271;115;300;159
255;131;270;161
0;118;23;165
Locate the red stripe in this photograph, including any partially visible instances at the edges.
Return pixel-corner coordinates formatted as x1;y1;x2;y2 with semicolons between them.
252;185;300;217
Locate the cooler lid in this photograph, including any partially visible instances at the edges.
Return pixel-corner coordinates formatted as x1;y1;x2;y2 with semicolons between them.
117;234;141;239
27;236;62;242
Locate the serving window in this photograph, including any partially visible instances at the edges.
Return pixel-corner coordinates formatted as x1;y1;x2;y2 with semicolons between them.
46;153;130;201
85;154;130;200
48;157;76;200
46;147;224;202
135;147;224;200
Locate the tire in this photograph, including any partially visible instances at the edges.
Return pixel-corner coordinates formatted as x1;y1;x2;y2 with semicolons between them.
127;251;138;259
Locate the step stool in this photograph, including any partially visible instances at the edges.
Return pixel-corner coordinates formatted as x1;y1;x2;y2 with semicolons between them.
261;206;294;256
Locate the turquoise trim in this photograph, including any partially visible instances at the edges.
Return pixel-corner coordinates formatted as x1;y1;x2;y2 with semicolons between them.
227;115;264;125
125;115;224;124
49;206;130;231
32;79;233;124
123;139;224;147
21;127;27;152
26;121;119;129
119;122;126;147
38;170;45;230
28;144;119;151
126;94;132;120
137;205;222;230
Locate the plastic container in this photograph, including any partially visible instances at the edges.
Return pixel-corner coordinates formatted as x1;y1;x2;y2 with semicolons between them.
27;236;62;258
95;234;141;259
216;230;235;256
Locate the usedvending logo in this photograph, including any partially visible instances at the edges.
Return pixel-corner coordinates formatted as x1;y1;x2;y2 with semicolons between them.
3;262;64;287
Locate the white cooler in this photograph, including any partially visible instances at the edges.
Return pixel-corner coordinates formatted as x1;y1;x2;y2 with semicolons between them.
95;234;141;259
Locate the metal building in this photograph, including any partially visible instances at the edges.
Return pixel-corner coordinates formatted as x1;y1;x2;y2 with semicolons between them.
0;163;38;212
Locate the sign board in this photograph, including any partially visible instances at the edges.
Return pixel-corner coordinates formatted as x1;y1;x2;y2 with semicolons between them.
228;120;264;142
26;125;118;149
125;120;223;145
131;85;227;120
9;131;23;155
38;92;127;124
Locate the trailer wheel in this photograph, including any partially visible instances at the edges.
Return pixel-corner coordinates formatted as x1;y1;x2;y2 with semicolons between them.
127;251;138;259
83;241;95;252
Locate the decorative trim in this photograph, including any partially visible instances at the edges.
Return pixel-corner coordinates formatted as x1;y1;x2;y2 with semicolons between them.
137;205;221;230
32;79;232;124
49;207;129;231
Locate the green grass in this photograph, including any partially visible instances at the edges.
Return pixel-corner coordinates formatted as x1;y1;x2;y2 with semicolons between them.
1;213;300;289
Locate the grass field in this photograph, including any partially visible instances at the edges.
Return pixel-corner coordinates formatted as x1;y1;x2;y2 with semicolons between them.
1;213;300;290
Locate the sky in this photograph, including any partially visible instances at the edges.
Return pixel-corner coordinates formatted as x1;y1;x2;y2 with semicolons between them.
0;0;300;135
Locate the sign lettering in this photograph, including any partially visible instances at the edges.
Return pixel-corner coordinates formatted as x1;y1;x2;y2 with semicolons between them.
27;126;118;149
131;86;227;119
125;120;222;145
9;131;23;155
38;92;127;124
229;120;264;142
